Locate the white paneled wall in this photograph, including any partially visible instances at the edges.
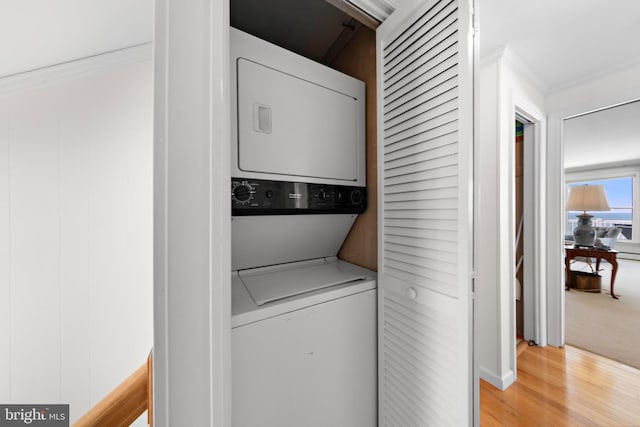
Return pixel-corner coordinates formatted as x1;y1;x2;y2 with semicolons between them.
0;59;153;424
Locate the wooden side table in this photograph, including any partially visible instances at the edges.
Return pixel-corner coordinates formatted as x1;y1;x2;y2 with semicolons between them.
565;246;619;299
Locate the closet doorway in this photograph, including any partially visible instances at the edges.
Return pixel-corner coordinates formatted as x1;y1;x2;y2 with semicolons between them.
515;114;536;345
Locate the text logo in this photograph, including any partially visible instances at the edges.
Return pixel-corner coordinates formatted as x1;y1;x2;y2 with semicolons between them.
0;405;68;426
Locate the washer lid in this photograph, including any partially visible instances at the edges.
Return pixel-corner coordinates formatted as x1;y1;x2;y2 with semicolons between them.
239;259;365;306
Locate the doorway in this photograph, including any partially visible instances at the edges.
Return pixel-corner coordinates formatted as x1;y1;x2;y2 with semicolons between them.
515;114;536;345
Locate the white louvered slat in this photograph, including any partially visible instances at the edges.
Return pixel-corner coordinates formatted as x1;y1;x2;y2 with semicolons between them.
384;20;458;89
385;216;457;231
384;206;457;218
383;0;457;68
384;175;458;194
377;0;473;424
384;226;457;242
384;68;457;119
384;99;458;143
384;122;457;157
385;250;458;277
384;197;457;210
384;241;456;263
384;164;457;186
385;150;458;176
385;131;457;159
384;133;457;162
384;233;457;254
379;280;459;425
383;188;457;205
384;157;457;180
385;85;458;132
384;43;458;103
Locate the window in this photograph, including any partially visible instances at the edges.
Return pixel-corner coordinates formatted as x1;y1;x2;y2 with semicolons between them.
567;175;635;241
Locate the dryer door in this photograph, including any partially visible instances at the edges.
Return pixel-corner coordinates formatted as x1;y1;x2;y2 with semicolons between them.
237;58;361;181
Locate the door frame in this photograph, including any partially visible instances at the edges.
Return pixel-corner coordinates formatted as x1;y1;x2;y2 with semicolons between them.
547;91;640;347
512;101;546;351
153;0;231;425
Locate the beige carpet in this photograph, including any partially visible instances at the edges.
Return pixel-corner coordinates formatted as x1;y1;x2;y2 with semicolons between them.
565;258;640;369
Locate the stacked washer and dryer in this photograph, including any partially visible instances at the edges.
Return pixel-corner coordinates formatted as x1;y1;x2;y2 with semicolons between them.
230;28;377;427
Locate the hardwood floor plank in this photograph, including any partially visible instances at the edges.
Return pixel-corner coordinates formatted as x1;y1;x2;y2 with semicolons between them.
480;345;640;426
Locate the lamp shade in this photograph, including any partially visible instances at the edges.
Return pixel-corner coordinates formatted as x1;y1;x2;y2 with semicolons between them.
565;184;610;212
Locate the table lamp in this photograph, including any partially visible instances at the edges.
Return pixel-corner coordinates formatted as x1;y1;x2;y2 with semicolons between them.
565;184;610;246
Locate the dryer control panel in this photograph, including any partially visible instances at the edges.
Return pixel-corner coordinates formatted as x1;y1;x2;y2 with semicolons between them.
231;178;366;216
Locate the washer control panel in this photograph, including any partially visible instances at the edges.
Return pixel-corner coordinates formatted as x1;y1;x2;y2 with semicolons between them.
231;178;367;216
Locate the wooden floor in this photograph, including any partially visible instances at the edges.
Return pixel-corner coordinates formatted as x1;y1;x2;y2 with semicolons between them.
480;344;640;426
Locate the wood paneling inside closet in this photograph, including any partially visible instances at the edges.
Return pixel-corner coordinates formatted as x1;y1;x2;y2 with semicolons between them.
331;27;377;271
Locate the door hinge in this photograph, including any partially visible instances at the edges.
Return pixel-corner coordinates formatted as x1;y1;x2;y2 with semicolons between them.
472;7;478;37
470;270;477;294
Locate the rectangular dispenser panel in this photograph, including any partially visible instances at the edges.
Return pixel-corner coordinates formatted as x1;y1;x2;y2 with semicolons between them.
236;58;360;181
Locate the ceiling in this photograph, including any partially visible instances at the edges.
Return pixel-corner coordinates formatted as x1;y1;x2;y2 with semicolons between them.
3;0;640;91
564;101;640;170
0;0;153;78
479;0;640;92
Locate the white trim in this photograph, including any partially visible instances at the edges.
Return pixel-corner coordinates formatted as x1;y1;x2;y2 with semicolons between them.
566;165;640;181
520;121;536;343
501;47;548;95
478;46;506;68
548;92;640;347
566;159;640;173
458;2;475;425
0;43;152;95
513;100;546;348
479;367;515;391
153;0;231;425
480;46;548;94
546;115;565;347
619;252;640;261
347;0;408;21
549;56;640;94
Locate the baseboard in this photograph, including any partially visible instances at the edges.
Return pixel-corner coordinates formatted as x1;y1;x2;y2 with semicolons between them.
479;366;515;391
618;252;640;261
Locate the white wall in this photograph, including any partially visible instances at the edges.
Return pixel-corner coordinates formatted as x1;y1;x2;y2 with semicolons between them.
0;57;153;424
477;49;546;390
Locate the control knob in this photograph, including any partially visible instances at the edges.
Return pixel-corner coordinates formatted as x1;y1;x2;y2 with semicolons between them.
350;189;363;205
232;182;254;204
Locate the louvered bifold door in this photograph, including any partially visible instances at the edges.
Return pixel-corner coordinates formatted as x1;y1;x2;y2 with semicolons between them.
376;0;474;425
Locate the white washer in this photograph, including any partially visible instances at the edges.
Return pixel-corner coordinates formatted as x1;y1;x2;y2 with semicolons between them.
232;258;377;427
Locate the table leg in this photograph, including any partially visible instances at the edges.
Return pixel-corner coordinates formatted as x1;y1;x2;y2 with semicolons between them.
610;257;619;299
565;255;572;290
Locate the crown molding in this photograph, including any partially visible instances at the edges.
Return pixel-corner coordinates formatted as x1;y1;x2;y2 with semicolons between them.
345;0;398;21
499;46;548;94
0;42;152;96
480;45;549;94
548;57;640;94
